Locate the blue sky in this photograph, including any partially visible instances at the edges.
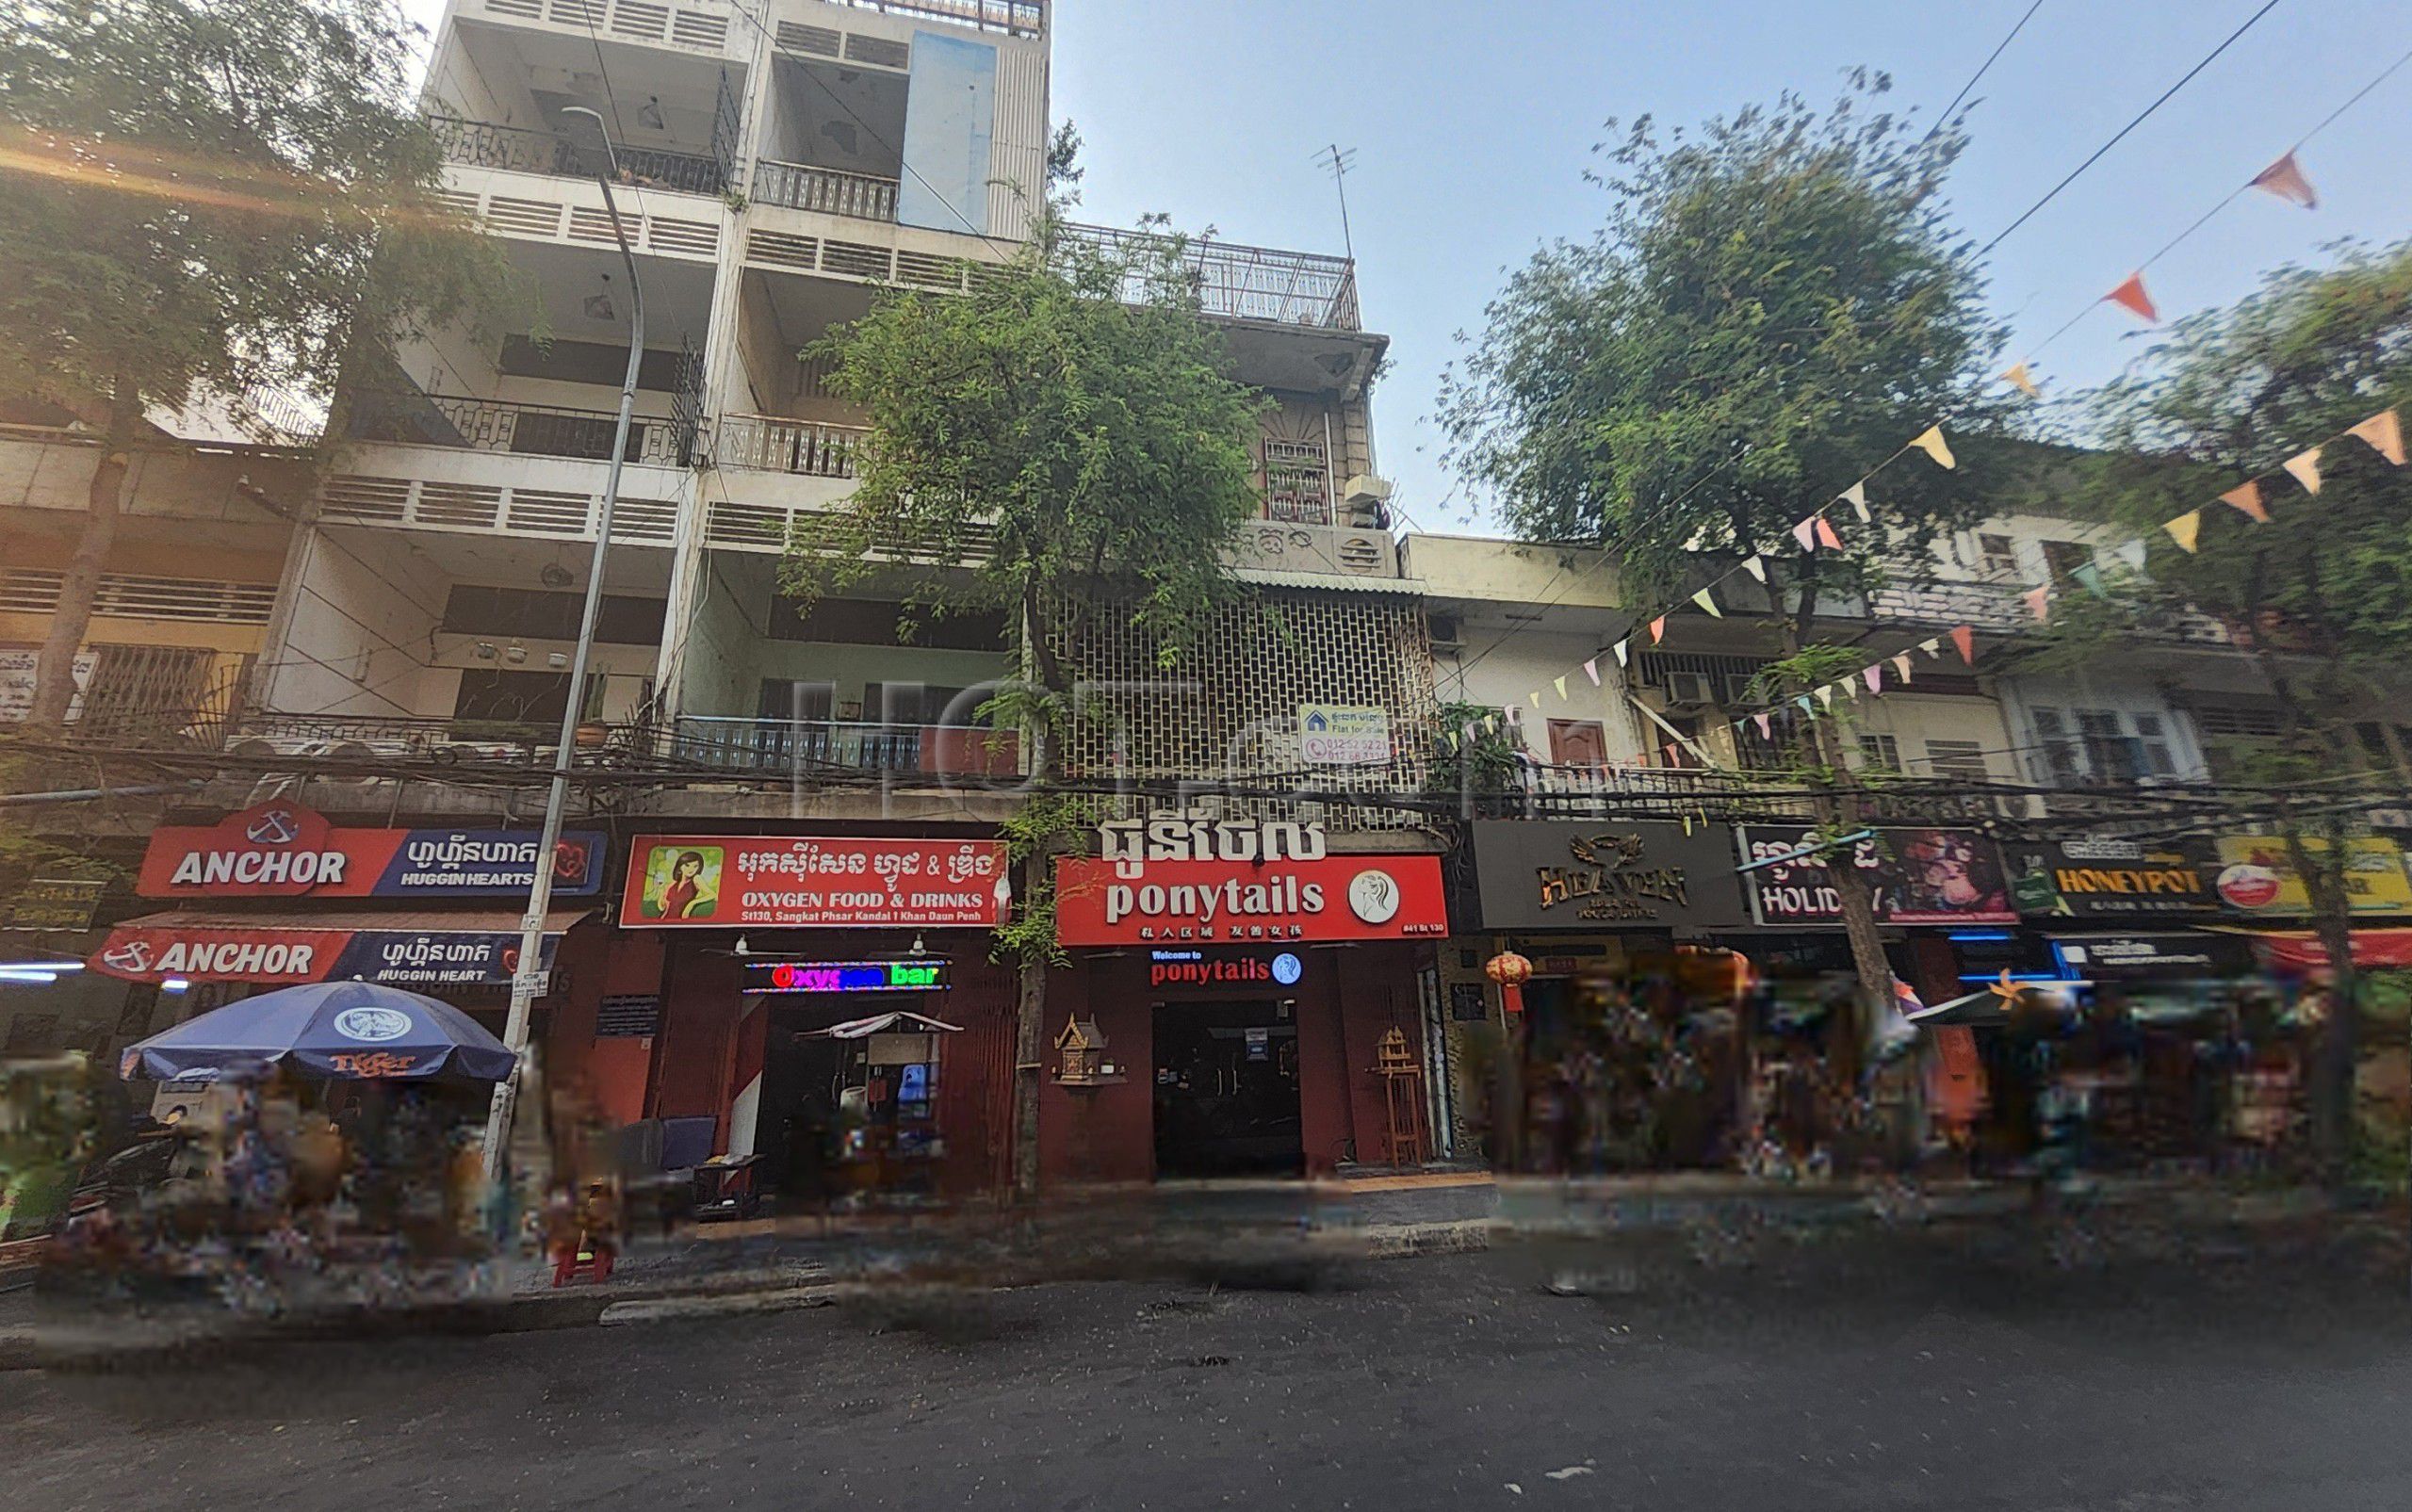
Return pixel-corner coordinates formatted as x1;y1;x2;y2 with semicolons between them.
1052;0;2411;534
407;1;2411;534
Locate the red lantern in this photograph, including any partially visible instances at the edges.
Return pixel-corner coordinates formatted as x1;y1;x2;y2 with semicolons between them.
1485;951;1533;1016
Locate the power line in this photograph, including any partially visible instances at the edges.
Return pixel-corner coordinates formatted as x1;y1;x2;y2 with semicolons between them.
1924;0;2048;142
1974;0;2284;256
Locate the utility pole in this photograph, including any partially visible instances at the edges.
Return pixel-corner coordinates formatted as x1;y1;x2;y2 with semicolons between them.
481;106;644;1184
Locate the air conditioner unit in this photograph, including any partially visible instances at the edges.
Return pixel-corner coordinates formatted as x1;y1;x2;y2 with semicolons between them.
1426;614;1463;654
1342;474;1393;528
1661;671;1717;707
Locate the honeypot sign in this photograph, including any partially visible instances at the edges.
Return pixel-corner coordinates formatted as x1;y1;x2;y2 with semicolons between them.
1053;853;1446;944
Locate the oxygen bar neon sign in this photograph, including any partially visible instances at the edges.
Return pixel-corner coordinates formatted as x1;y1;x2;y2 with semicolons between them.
742;959;948;995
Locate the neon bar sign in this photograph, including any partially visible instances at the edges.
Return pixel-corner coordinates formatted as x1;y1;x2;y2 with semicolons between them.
741;959;949;995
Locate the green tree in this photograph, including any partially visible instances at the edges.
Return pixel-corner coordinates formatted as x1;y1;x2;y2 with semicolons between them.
2073;238;2412;1179
780;209;1266;1195
0;0;516;729
1440;73;2005;1027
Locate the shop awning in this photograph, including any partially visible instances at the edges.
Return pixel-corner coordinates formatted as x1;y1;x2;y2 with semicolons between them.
801;1010;964;1039
90;906;592;987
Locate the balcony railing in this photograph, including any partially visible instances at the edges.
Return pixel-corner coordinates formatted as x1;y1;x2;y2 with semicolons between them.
1501;759;1803;822
751;158;900;222
350;391;697;468
715;414;867;477
426;114;727;196
1058;223;1361;332
668;716;1019;777
838;0;1045;37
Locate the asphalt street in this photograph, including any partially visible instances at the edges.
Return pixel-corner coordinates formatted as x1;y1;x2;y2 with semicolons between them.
6;1223;2410;1511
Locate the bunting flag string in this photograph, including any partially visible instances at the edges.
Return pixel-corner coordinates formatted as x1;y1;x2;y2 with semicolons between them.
2348;409;2404;465
1552;674;1569;701
1814;686;1834;709
1582;658;1601;686
1791;516;1819;552
2022;585;2053;623
1950;625;1976;664
1908;426;1957;470
1890;652;1913;683
1754;712;1774;740
1840;482;1871;523
1741;554;1768;582
1920;636;1943;658
2219;480;2268;523
1648;615;1667;645
1612;640;1631;668
2001;361;2040;398
1691;586;1722;618
2164;509;2203;552
2105;271;2159;323
1814;515;1845;551
2282;447;2322;495
2249;150;2318;210
1863;665;1883;694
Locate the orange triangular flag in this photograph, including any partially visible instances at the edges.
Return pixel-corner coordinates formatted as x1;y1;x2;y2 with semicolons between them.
1949;625;1975;664
2249;150;2318;210
2346;409;2405;466
2022;586;2052;623
1792;516;1819;552
2105;271;2158;323
1648;615;1666;644
2163;510;2202;552
1814;515;1844;552
2282;447;2322;495
2001;362;2040;398
2219;480;2269;524
1664;742;1681;766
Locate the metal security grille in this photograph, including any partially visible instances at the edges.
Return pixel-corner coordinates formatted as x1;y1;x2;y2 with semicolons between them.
1050;588;1438;833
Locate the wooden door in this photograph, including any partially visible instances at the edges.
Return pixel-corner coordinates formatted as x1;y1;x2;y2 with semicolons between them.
1547;719;1607;768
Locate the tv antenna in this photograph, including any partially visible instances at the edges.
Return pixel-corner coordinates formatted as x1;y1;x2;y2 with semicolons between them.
1312;143;1358;261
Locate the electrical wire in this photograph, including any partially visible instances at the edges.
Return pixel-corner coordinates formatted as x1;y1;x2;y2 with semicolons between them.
1923;0;2048;143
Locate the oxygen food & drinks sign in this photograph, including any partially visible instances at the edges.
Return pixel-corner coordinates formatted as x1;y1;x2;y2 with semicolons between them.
618;837;1010;928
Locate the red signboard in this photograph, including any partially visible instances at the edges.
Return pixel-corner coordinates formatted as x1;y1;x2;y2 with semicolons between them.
1053;854;1448;945
136;802;606;899
618;836;1010;929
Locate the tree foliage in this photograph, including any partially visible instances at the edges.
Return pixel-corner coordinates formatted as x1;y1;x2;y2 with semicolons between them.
1438;72;2005;600
0;0;517;419
779;213;1267;772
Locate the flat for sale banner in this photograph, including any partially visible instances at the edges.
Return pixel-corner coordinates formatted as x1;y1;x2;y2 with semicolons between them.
619;836;1011;928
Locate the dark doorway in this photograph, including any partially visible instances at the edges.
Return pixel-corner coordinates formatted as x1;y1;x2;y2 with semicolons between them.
1151;998;1302;1179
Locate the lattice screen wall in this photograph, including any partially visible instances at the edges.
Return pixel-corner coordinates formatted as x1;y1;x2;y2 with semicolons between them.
1051;587;1440;833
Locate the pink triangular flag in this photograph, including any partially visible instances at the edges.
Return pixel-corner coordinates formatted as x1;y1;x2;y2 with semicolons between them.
1949;625;1975;664
2023;585;2052;623
2105;271;2158;323
1753;712;1773;740
2346;409;2404;466
2219;480;2269;524
1792;516;1819;552
2249;150;2318;210
1863;665;1882;694
1582;658;1601;686
1814;515;1844;551
1890;652;1913;683
2283;447;2322;495
1664;742;1681;767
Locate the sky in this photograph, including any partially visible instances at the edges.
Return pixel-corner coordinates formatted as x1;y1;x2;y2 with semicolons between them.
409;0;2412;536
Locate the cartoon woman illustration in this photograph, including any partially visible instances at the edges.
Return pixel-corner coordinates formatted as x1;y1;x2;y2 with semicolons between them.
646;849;719;919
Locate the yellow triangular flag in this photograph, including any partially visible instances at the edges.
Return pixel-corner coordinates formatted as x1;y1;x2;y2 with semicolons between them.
1740;555;1768;582
1529;691;1542;709
2163;510;2202;553
2283;447;2322;494
1553;675;1569;701
1691;587;1722;618
1814;685;1834;709
1909;425;1956;470
2001;362;2039;398
2346;409;2405;466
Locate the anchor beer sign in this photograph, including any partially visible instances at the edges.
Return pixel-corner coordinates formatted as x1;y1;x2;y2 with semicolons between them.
138;803;606;900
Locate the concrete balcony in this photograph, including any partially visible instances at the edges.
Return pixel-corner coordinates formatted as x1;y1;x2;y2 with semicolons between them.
751;158;900;223
428;114;728;198
461;0;740;58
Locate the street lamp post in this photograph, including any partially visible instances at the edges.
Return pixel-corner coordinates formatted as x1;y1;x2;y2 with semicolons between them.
481;106;645;1183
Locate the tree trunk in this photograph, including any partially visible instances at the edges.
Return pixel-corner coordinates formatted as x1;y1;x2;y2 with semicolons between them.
1012;864;1049;1199
1807;714;1890;1082
2284;815;2361;1185
29;389;140;731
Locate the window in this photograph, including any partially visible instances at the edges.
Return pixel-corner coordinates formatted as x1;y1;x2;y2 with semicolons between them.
1922;739;1992;782
1262;438;1331;526
2128;712;2176;777
452;669;604;725
2029;707;2085;785
1978;533;2018;576
442;586;667;644
2041;540;2094;586
767;597;1009;651
2032;706;2179;784
1857;734;1903;772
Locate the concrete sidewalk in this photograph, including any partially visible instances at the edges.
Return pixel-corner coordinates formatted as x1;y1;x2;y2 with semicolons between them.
8;1169;2394;1370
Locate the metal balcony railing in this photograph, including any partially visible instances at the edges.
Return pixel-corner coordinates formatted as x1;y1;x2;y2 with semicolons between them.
716;414;867;477
426;114;726;196
751;158;900;222
1057;223;1361;332
349;391;697;467
668;716;1019;777
838;0;1045;36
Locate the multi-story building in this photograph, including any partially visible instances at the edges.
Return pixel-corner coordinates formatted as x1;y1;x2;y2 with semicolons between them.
68;0;1444;1195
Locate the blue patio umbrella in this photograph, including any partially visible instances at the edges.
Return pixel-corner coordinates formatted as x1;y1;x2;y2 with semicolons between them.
120;980;517;1082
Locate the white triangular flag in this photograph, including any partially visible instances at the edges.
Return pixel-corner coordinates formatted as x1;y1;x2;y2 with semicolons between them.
1741;555;1768;583
1840;481;1871;523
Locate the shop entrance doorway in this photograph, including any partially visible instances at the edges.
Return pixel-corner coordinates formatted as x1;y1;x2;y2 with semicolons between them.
1151;998;1302;1178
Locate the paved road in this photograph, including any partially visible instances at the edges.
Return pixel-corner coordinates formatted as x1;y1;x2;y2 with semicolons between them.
6;1223;2409;1510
